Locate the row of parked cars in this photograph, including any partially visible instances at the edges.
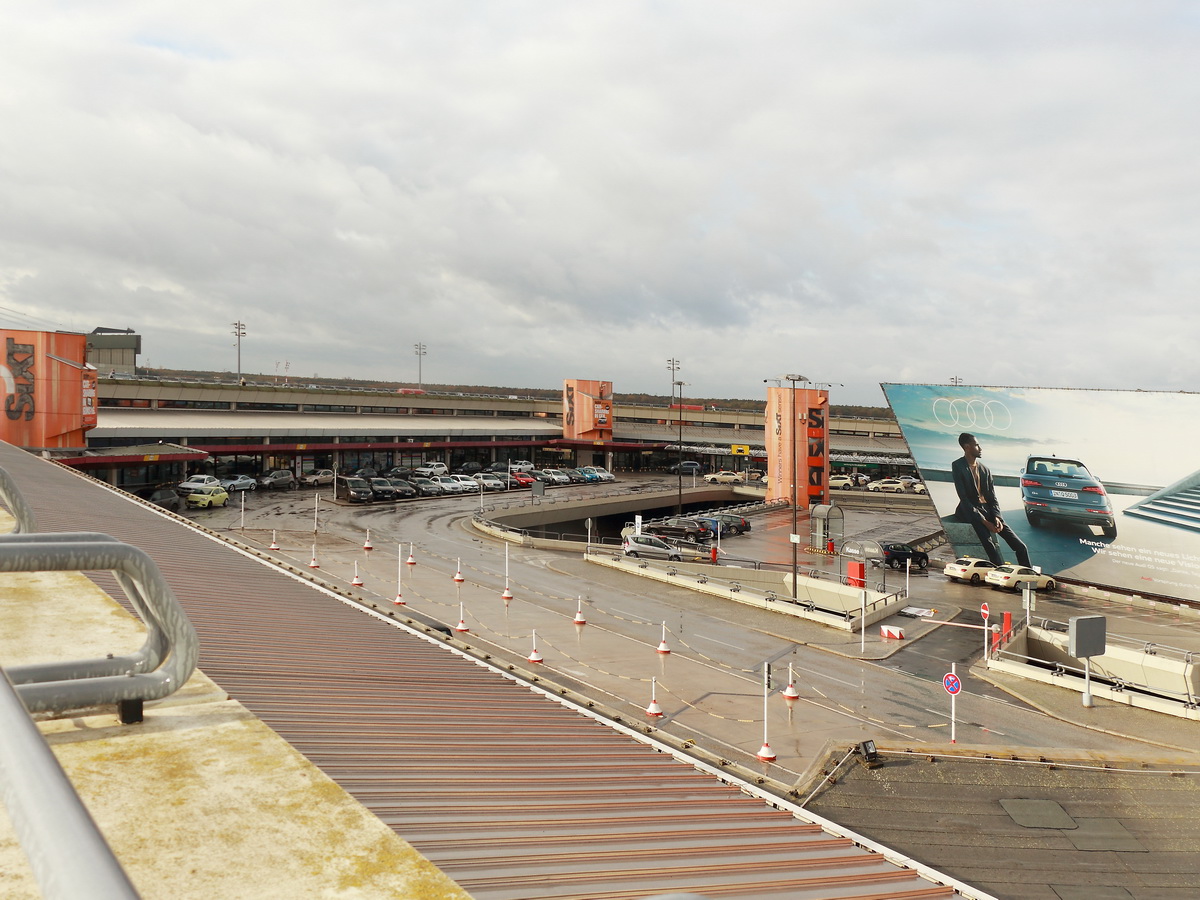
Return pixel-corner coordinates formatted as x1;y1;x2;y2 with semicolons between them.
337;463;617;503
943;557;1057;591
622;512;754;558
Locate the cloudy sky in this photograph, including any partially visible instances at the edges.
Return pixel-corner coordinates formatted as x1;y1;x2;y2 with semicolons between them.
2;3;1197;405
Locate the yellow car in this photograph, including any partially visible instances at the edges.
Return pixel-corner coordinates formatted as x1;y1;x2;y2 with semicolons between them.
703;470;745;484
186;485;230;509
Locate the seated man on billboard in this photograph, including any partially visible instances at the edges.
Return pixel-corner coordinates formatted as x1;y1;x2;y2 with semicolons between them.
952;432;1032;568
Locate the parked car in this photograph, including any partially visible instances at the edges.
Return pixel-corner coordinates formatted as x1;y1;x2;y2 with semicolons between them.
409;476;445;496
867;478;908;493
622;533;682;562
299;469;335;486
829;474;856;490
185;485;229;509
510;471;535;486
582;466;615;482
704;470;745;484
352;467;379;479
508;460;535;473
561;468;588;484
540;469;571;485
176;474;221;496
473;473;506;492
668;461;704;476
414;461;449;477
985;564;1057;592
644;517;712;542
909;482;928;494
257;470;297;490
388;478;418;498
431;475;464;494
695;516;735;538
220;474;258;492
878;542;929;569
385;466;414;480
1020;455;1116;538
712;513;751;534
529;470;554;483
943;557;996;585
339;476;374;503
368;478;399;501
454;462;483;476
571;468;602;483
135;487;184;513
449;474;482;492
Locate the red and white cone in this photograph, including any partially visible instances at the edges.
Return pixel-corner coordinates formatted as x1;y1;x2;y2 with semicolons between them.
646;677;663;717
453;558;465;584
406;546;416;567
656;622;671;655
363;529;373;551
756;742;777;762
501;586;513;602
782;681;800;701
269;531;280;551
308;544;320;569
351;561;364;587
393;591;405;606
454;602;469;633
573;600;587;625
527;629;543;664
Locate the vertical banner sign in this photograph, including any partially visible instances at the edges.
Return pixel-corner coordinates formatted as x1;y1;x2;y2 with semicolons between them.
562;379;614;441
0;330;96;449
763;385;830;507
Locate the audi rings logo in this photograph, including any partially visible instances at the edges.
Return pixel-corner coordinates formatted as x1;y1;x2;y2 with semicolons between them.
932;397;1011;431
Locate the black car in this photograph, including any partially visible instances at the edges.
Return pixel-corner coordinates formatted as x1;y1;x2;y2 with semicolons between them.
878;542;929;570
135;486;184;513
339;476;374;503
713;513;751;535
409;476;444;496
667;460;704;476
368;478;399;501
644;517;712;542
455;461;484;476
388;478;418;498
353;467;379;479
385;466;414;480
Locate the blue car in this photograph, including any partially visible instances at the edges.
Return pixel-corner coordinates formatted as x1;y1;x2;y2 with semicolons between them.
1021;456;1116;538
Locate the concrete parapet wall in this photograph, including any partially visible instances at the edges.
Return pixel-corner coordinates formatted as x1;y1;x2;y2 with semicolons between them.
1027;626;1199;700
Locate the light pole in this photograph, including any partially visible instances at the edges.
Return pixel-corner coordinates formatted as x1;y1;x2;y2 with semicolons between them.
232;321;246;382
414;343;427;390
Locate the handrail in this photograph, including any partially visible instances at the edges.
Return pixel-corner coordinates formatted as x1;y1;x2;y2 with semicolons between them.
0;669;141;899
0;534;198;715
0;465;37;533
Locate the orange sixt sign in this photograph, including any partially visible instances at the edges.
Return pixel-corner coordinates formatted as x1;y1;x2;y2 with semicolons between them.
0;330;96;449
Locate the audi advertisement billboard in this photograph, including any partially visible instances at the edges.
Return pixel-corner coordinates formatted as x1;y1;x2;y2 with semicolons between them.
883;383;1200;604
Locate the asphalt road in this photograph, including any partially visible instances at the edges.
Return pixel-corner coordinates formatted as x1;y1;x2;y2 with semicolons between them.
195;476;1194;778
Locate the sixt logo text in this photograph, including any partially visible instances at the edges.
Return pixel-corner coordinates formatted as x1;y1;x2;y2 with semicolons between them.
4;338;35;421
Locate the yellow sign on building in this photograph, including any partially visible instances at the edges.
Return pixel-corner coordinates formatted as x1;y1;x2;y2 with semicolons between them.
730;444;751;456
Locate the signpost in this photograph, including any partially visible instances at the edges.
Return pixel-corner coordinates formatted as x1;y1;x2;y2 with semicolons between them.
980;602;990;660
943;665;961;743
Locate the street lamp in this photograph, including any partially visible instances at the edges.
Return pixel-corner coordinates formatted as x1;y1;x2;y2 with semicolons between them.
232;321;246;383
414;343;427;391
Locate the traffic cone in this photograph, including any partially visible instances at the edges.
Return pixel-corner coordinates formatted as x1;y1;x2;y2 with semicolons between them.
309;544;319;568
393;591;405;606
363;529;373;551
646;677;663;717
454;603;469;633
351;561;364;586
656;622;671;654
527;629;543;664
453;558;465;584
782;681;800;701
757;742;777;762
406;546;416;567
573;600;587;625
269;530;280;550
501;586;513;602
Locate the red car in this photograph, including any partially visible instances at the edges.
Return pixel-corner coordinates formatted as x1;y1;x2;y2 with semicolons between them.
510;471;535;486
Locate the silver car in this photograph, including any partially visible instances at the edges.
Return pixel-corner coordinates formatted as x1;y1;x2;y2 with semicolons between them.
622;533;682;561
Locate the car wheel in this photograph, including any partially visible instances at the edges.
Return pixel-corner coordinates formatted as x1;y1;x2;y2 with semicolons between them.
888;558;901;569
670;554;681;562
969;573;981;584
250;484;257;491
1045;580;1056;591
627;551;639;558
917;558;928;570
842;484;851;490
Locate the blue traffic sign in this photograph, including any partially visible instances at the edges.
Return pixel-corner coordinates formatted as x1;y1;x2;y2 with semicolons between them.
942;673;962;695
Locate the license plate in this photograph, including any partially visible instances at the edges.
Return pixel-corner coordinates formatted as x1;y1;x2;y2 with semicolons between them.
1050;489;1078;499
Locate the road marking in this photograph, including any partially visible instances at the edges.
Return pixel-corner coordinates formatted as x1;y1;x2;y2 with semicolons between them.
694;633;741;649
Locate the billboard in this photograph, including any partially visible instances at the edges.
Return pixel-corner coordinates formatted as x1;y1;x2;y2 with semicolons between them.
884;383;1200;604
0;330;96;450
764;386;829;508
562;379;613;441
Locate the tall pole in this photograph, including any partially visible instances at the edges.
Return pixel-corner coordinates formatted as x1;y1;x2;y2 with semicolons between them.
789;375;799;599
414;342;427;391
667;358;681;514
232;321;246;381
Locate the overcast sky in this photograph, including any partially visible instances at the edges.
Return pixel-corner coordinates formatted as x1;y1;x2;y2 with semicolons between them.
2;3;1197;405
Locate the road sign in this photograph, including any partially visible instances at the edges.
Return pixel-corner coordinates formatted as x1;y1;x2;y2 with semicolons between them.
980;602;990;620
943;672;962;695
730;444;750;456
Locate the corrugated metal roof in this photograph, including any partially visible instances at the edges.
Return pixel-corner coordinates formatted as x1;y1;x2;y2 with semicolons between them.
1;443;955;900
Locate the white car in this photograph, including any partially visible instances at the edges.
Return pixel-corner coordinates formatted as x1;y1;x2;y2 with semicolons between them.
985;565;1057;592
473;473;506;492
867;478;908;493
704;470;745;484
829;474;856;490
220;474;257;492
508;460;535;473
176;474;221;496
909;482;927;494
943;557;996;585
449;474;482;492
299;469;335;486
414;462;449;477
